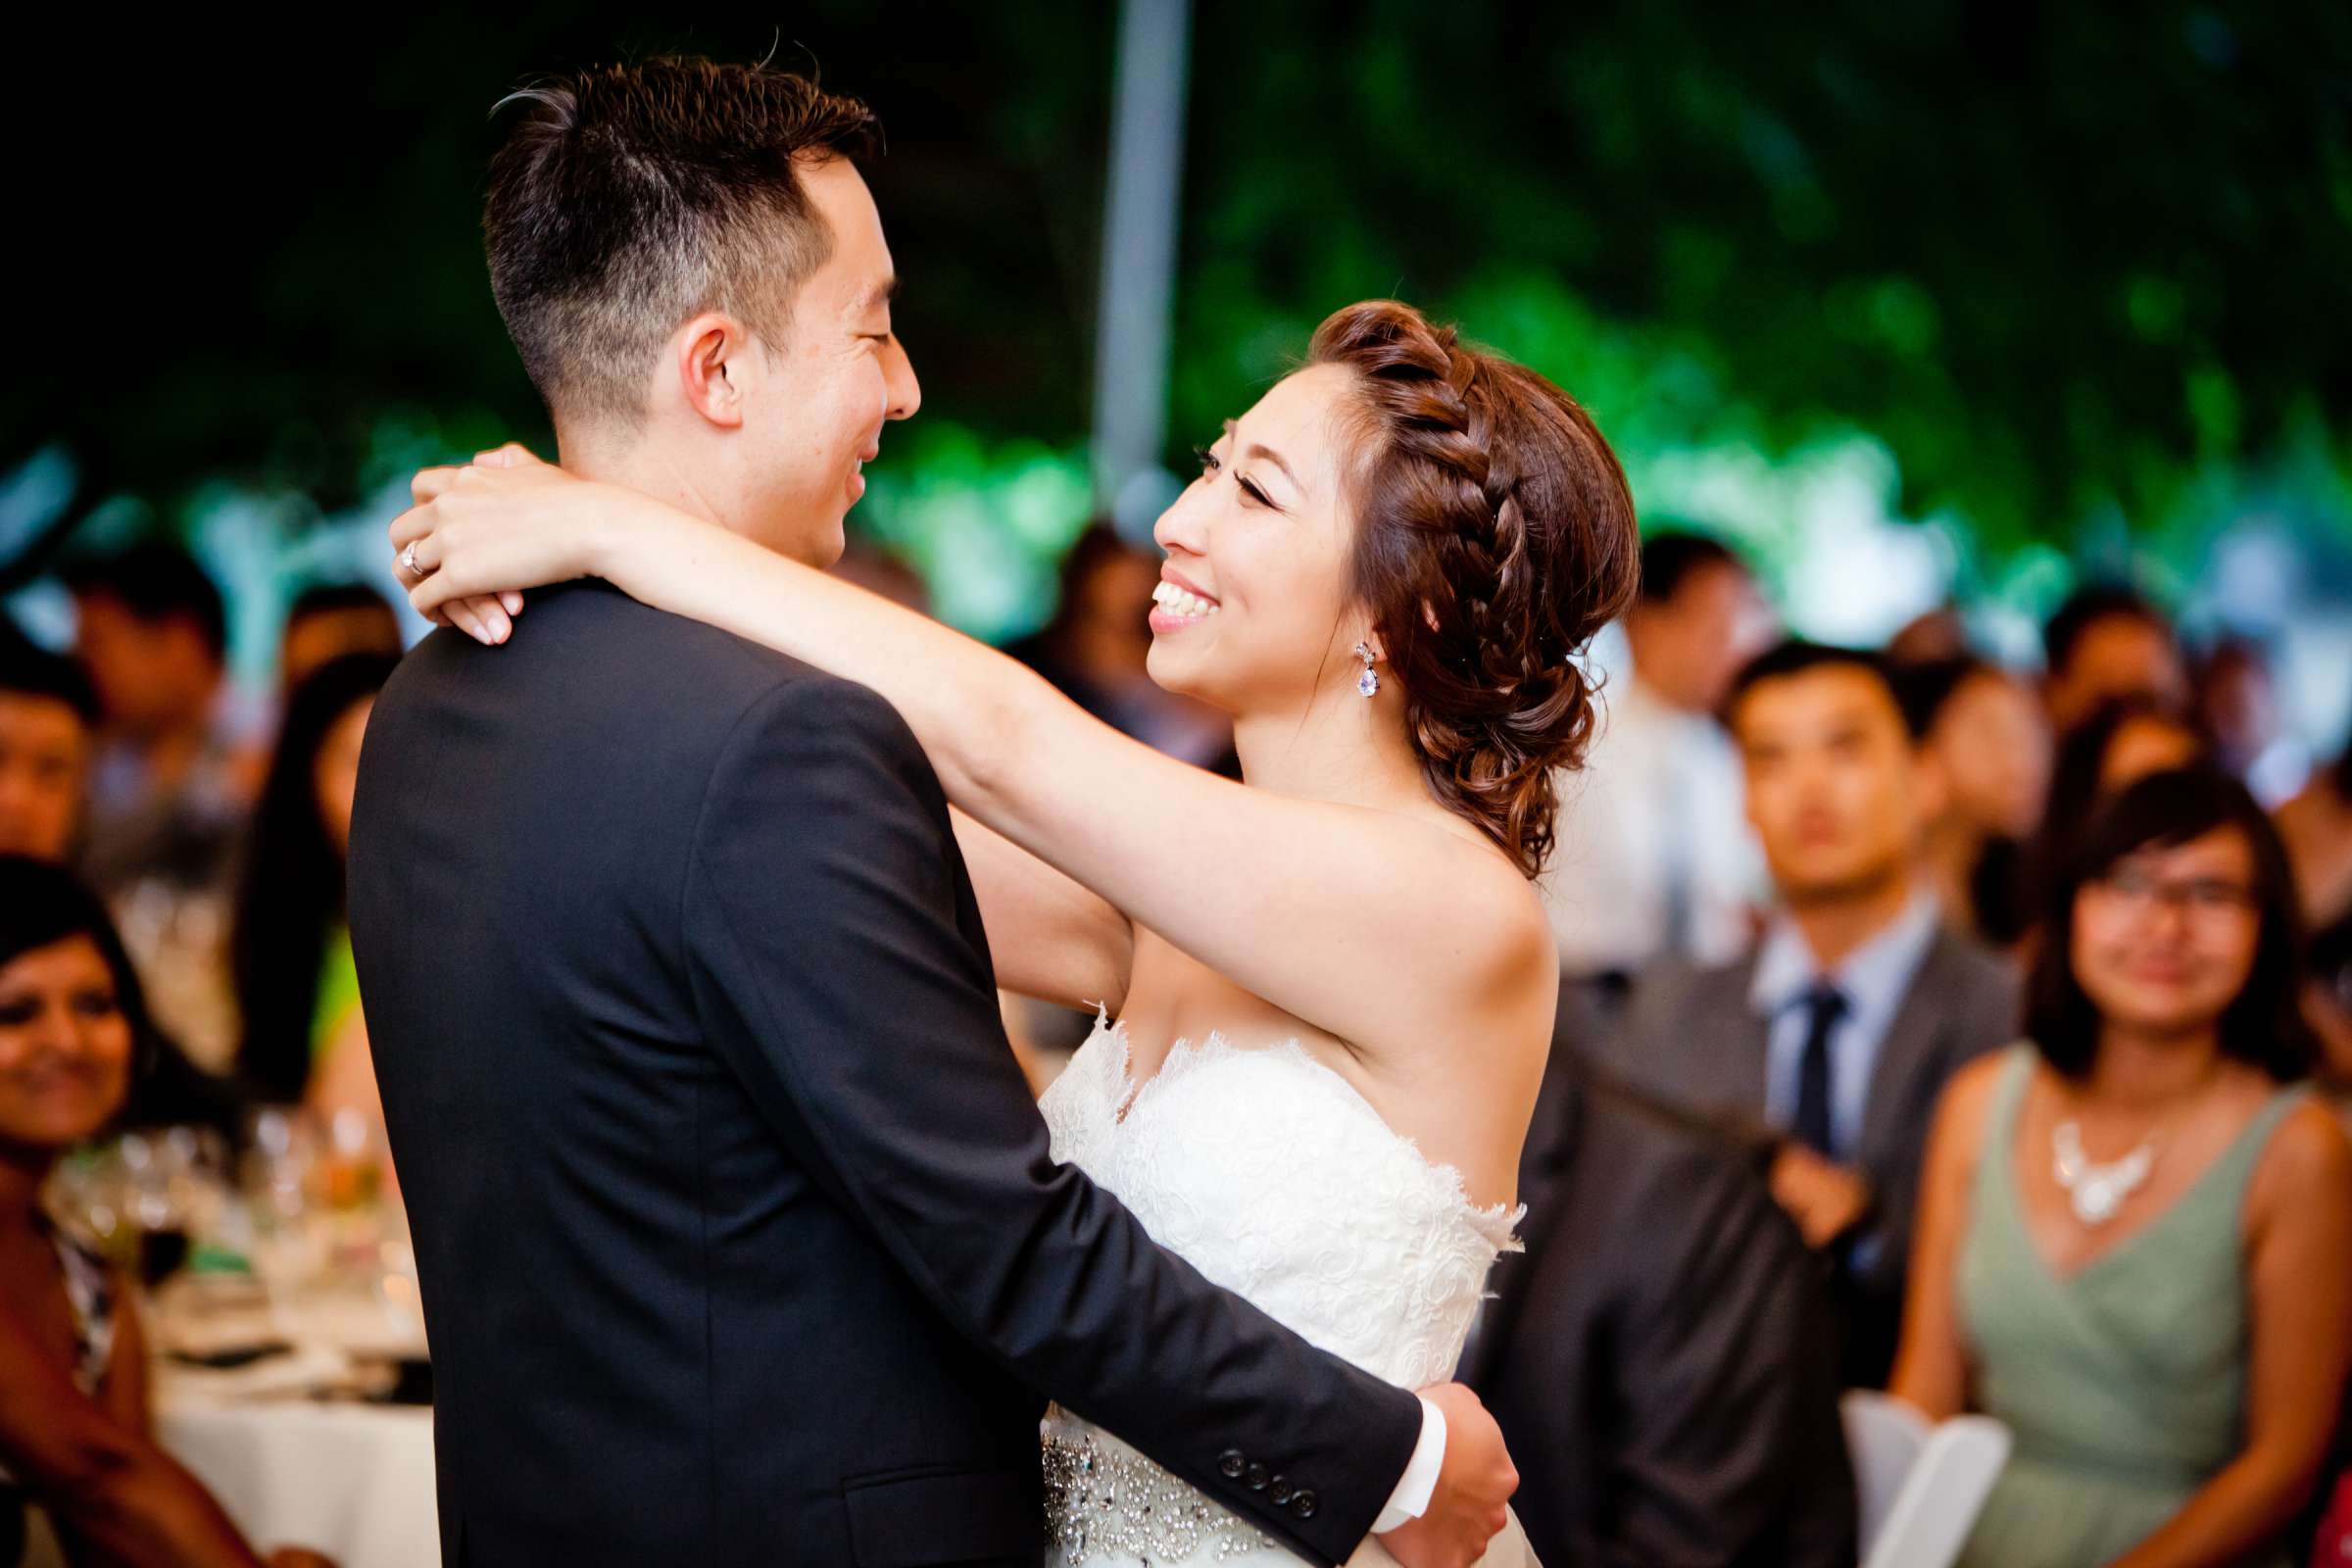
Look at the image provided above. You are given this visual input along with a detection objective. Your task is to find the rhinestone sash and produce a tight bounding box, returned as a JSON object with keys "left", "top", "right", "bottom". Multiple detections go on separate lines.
{"left": 1042, "top": 1414, "right": 1274, "bottom": 1564}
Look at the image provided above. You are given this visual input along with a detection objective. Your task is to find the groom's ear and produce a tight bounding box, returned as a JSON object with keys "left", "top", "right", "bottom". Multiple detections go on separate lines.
{"left": 673, "top": 313, "right": 750, "bottom": 431}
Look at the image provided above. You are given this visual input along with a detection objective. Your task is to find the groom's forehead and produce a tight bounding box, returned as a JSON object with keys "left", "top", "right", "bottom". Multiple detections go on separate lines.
{"left": 797, "top": 162, "right": 896, "bottom": 311}
{"left": 798, "top": 264, "right": 897, "bottom": 329}
{"left": 802, "top": 158, "right": 887, "bottom": 250}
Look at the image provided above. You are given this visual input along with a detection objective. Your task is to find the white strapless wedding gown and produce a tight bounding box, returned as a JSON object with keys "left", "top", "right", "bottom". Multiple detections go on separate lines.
{"left": 1036, "top": 1015, "right": 1539, "bottom": 1566}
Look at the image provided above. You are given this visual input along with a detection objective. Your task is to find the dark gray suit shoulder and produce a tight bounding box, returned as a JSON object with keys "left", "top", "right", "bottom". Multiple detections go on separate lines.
{"left": 1602, "top": 953, "right": 1755, "bottom": 1089}
{"left": 1528, "top": 1065, "right": 1787, "bottom": 1274}
{"left": 1914, "top": 925, "right": 2024, "bottom": 1049}
{"left": 379, "top": 582, "right": 906, "bottom": 760}
{"left": 1630, "top": 953, "right": 1754, "bottom": 1026}
{"left": 1927, "top": 922, "right": 2018, "bottom": 989}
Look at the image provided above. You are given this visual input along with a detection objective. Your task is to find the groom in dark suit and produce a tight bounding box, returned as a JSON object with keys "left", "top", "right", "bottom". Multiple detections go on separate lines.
{"left": 1599, "top": 642, "right": 2019, "bottom": 1388}
{"left": 351, "top": 59, "right": 1505, "bottom": 1568}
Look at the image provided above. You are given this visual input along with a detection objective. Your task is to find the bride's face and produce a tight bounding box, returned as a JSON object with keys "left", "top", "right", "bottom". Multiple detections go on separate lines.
{"left": 1147, "top": 366, "right": 1374, "bottom": 717}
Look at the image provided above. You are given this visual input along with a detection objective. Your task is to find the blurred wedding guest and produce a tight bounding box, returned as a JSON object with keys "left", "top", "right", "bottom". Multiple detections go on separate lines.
{"left": 1891, "top": 767, "right": 2352, "bottom": 1568}
{"left": 2032, "top": 699, "right": 2214, "bottom": 928}
{"left": 0, "top": 634, "right": 245, "bottom": 1141}
{"left": 1887, "top": 604, "right": 1970, "bottom": 667}
{"left": 1465, "top": 1038, "right": 1857, "bottom": 1567}
{"left": 2279, "top": 741, "right": 2352, "bottom": 932}
{"left": 2281, "top": 742, "right": 2352, "bottom": 1088}
{"left": 1900, "top": 655, "right": 2053, "bottom": 946}
{"left": 1007, "top": 523, "right": 1233, "bottom": 769}
{"left": 0, "top": 629, "right": 97, "bottom": 863}
{"left": 2285, "top": 752, "right": 2352, "bottom": 1100}
{"left": 2042, "top": 583, "right": 2190, "bottom": 734}
{"left": 2312, "top": 914, "right": 2352, "bottom": 1091}
{"left": 230, "top": 656, "right": 395, "bottom": 1149}
{"left": 2198, "top": 637, "right": 2309, "bottom": 807}
{"left": 829, "top": 537, "right": 931, "bottom": 612}
{"left": 1539, "top": 530, "right": 1774, "bottom": 979}
{"left": 277, "top": 583, "right": 402, "bottom": 697}
{"left": 0, "top": 858, "right": 333, "bottom": 1568}
{"left": 1003, "top": 525, "right": 1239, "bottom": 1056}
{"left": 64, "top": 544, "right": 261, "bottom": 890}
{"left": 63, "top": 544, "right": 261, "bottom": 1071}
{"left": 1602, "top": 642, "right": 2018, "bottom": 1387}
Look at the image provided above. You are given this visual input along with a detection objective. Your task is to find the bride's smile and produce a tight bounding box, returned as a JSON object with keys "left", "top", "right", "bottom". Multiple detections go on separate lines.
{"left": 1148, "top": 572, "right": 1220, "bottom": 630}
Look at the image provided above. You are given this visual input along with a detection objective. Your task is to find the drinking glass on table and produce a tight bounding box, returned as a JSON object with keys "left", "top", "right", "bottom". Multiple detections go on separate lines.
{"left": 315, "top": 1107, "right": 383, "bottom": 1214}
{"left": 45, "top": 1128, "right": 222, "bottom": 1285}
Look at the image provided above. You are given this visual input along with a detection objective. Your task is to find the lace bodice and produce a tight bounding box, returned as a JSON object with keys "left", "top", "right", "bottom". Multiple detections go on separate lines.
{"left": 1036, "top": 1014, "right": 1523, "bottom": 1565}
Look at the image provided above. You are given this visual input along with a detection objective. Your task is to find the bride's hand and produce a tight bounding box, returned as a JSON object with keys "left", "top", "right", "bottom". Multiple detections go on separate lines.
{"left": 388, "top": 445, "right": 638, "bottom": 642}
{"left": 1380, "top": 1382, "right": 1519, "bottom": 1568}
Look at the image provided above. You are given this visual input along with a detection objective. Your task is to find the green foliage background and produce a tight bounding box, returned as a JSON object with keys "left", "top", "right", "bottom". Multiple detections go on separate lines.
{"left": 8, "top": 3, "right": 2349, "bottom": 642}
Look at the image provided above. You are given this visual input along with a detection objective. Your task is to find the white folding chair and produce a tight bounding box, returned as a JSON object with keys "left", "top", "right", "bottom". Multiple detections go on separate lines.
{"left": 1842, "top": 1390, "right": 2012, "bottom": 1568}
{"left": 1842, "top": 1390, "right": 1929, "bottom": 1554}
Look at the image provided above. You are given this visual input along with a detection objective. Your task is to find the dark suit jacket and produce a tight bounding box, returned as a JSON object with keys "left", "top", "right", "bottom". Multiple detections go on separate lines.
{"left": 1463, "top": 1053, "right": 1857, "bottom": 1567}
{"left": 1598, "top": 924, "right": 2018, "bottom": 1386}
{"left": 347, "top": 584, "right": 1420, "bottom": 1567}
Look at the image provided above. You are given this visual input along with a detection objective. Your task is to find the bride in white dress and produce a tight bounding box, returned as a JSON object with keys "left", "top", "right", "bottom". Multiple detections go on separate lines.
{"left": 391, "top": 297, "right": 1641, "bottom": 1566}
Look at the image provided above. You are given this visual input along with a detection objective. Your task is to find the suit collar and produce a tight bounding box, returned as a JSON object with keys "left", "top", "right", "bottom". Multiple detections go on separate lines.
{"left": 1746, "top": 888, "right": 1941, "bottom": 1026}
{"left": 1724, "top": 911, "right": 1974, "bottom": 1162}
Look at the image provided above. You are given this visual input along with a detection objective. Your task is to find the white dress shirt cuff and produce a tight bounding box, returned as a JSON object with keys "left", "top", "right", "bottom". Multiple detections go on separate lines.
{"left": 1372, "top": 1396, "right": 1446, "bottom": 1534}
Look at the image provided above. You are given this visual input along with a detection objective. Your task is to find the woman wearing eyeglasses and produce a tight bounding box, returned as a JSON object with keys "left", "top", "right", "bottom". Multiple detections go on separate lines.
{"left": 1890, "top": 767, "right": 2352, "bottom": 1568}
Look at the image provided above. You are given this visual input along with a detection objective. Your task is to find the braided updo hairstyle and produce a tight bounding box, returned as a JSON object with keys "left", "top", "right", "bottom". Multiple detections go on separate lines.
{"left": 1309, "top": 300, "right": 1641, "bottom": 878}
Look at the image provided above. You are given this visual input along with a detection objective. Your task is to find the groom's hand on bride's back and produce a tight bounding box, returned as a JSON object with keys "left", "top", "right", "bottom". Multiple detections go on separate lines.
{"left": 1380, "top": 1382, "right": 1518, "bottom": 1568}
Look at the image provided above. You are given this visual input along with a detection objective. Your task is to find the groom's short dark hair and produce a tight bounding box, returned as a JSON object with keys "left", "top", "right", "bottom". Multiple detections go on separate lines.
{"left": 484, "top": 58, "right": 880, "bottom": 426}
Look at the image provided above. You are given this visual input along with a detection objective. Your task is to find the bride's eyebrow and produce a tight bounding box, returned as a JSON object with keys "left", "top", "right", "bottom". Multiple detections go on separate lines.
{"left": 1221, "top": 418, "right": 1303, "bottom": 497}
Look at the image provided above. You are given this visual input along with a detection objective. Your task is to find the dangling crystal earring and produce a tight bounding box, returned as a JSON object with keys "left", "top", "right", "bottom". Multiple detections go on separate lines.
{"left": 1353, "top": 642, "right": 1380, "bottom": 699}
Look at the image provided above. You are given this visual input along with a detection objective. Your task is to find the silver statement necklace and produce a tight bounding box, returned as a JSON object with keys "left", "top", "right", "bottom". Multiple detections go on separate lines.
{"left": 2051, "top": 1121, "right": 2160, "bottom": 1227}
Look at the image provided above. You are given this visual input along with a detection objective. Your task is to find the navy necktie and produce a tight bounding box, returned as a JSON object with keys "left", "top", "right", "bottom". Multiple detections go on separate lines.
{"left": 1791, "top": 983, "right": 1849, "bottom": 1158}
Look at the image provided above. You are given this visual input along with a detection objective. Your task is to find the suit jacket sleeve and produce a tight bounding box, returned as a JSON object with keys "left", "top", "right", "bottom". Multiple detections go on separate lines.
{"left": 680, "top": 677, "right": 1421, "bottom": 1565}
{"left": 1588, "top": 1161, "right": 1853, "bottom": 1568}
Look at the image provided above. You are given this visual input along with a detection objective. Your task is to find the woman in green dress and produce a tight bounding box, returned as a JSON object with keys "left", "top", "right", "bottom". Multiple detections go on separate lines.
{"left": 1892, "top": 766, "right": 2352, "bottom": 1568}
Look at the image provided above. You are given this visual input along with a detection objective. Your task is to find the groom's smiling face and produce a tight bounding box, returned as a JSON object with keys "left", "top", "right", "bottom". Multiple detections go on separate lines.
{"left": 728, "top": 157, "right": 921, "bottom": 564}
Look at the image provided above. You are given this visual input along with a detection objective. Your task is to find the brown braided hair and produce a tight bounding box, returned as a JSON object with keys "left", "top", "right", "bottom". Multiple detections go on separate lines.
{"left": 1308, "top": 300, "right": 1641, "bottom": 878}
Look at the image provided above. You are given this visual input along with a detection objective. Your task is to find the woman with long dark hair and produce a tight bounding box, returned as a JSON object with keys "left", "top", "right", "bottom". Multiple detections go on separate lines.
{"left": 2279, "top": 733, "right": 2352, "bottom": 935}
{"left": 1892, "top": 768, "right": 2352, "bottom": 1567}
{"left": 229, "top": 654, "right": 395, "bottom": 1118}
{"left": 0, "top": 857, "right": 330, "bottom": 1567}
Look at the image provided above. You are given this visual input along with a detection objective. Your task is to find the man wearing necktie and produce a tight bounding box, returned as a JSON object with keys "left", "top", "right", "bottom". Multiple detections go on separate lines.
{"left": 1602, "top": 642, "right": 2022, "bottom": 1388}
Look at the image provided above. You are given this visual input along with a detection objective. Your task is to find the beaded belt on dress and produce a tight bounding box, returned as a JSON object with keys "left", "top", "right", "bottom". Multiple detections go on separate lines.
{"left": 1041, "top": 1409, "right": 1275, "bottom": 1564}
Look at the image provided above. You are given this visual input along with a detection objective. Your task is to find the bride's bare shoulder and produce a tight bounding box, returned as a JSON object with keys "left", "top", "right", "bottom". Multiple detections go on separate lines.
{"left": 1367, "top": 808, "right": 1557, "bottom": 1021}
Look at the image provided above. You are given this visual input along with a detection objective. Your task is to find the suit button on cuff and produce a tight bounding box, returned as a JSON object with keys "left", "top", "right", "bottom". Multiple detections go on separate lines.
{"left": 1217, "top": 1449, "right": 1247, "bottom": 1479}
{"left": 1268, "top": 1476, "right": 1293, "bottom": 1504}
{"left": 1245, "top": 1461, "right": 1269, "bottom": 1491}
{"left": 1292, "top": 1490, "right": 1317, "bottom": 1519}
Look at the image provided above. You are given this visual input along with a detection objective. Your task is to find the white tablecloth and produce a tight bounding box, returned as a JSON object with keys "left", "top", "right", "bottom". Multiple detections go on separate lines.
{"left": 159, "top": 1402, "right": 439, "bottom": 1568}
